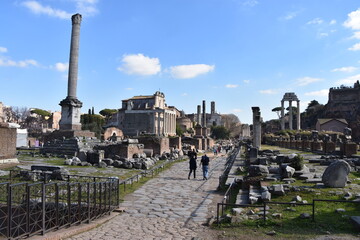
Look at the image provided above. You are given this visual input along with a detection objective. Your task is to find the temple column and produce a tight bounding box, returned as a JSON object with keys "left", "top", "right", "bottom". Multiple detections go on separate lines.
{"left": 297, "top": 100, "right": 301, "bottom": 130}
{"left": 289, "top": 100, "right": 293, "bottom": 130}
{"left": 281, "top": 100, "right": 285, "bottom": 130}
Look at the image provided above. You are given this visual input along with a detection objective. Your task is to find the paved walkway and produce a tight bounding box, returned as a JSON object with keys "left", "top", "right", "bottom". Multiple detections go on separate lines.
{"left": 65, "top": 153, "right": 227, "bottom": 240}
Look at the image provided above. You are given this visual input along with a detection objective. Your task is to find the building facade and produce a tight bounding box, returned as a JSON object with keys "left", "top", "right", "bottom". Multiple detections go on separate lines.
{"left": 109, "top": 91, "right": 177, "bottom": 137}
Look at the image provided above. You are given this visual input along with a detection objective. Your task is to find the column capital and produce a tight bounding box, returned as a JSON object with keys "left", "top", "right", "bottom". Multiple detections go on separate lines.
{"left": 72, "top": 13, "right": 82, "bottom": 25}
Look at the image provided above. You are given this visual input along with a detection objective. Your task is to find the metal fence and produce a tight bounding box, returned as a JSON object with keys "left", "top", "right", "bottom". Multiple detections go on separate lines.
{"left": 0, "top": 173, "right": 119, "bottom": 239}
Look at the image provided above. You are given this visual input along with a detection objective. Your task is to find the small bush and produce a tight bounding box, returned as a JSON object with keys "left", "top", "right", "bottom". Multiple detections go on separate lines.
{"left": 290, "top": 154, "right": 304, "bottom": 170}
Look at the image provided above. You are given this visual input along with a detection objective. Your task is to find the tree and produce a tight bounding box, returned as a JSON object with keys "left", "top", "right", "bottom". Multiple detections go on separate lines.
{"left": 176, "top": 124, "right": 184, "bottom": 136}
{"left": 3, "top": 106, "right": 30, "bottom": 123}
{"left": 272, "top": 107, "right": 282, "bottom": 119}
{"left": 210, "top": 126, "right": 230, "bottom": 139}
{"left": 99, "top": 109, "right": 118, "bottom": 121}
{"left": 81, "top": 114, "right": 105, "bottom": 139}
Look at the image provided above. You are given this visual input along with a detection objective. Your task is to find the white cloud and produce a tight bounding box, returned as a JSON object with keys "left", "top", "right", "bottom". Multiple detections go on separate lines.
{"left": 118, "top": 54, "right": 161, "bottom": 76}
{"left": 54, "top": 62, "right": 68, "bottom": 72}
{"left": 296, "top": 77, "right": 323, "bottom": 86}
{"left": 225, "top": 84, "right": 238, "bottom": 88}
{"left": 181, "top": 93, "right": 188, "bottom": 96}
{"left": 0, "top": 47, "right": 7, "bottom": 53}
{"left": 22, "top": 0, "right": 98, "bottom": 19}
{"left": 307, "top": 18, "right": 323, "bottom": 25}
{"left": 243, "top": 80, "right": 250, "bottom": 84}
{"left": 242, "top": 0, "right": 258, "bottom": 7}
{"left": 318, "top": 32, "right": 329, "bottom": 38}
{"left": 233, "top": 109, "right": 243, "bottom": 113}
{"left": 336, "top": 74, "right": 360, "bottom": 85}
{"left": 125, "top": 87, "right": 133, "bottom": 90}
{"left": 348, "top": 43, "right": 360, "bottom": 51}
{"left": 74, "top": 0, "right": 99, "bottom": 17}
{"left": 351, "top": 31, "right": 360, "bottom": 39}
{"left": 0, "top": 58, "right": 38, "bottom": 67}
{"left": 331, "top": 66, "right": 357, "bottom": 73}
{"left": 259, "top": 89, "right": 277, "bottom": 94}
{"left": 170, "top": 64, "right": 214, "bottom": 79}
{"left": 330, "top": 19, "right": 337, "bottom": 25}
{"left": 22, "top": 1, "right": 72, "bottom": 19}
{"left": 344, "top": 8, "right": 360, "bottom": 30}
{"left": 282, "top": 12, "right": 298, "bottom": 21}
{"left": 304, "top": 89, "right": 329, "bottom": 97}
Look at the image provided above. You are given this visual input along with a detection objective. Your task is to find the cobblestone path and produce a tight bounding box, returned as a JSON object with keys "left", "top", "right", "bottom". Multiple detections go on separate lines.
{"left": 66, "top": 154, "right": 227, "bottom": 240}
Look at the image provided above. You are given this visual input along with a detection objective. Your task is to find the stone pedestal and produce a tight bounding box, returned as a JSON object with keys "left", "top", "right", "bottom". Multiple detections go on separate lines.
{"left": 323, "top": 142, "right": 335, "bottom": 154}
{"left": 59, "top": 97, "right": 82, "bottom": 130}
{"left": 341, "top": 143, "right": 357, "bottom": 157}
{"left": 0, "top": 123, "right": 18, "bottom": 163}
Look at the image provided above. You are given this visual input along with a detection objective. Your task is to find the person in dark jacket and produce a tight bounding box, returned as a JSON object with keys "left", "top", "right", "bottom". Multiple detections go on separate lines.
{"left": 200, "top": 154, "right": 210, "bottom": 180}
{"left": 188, "top": 149, "right": 197, "bottom": 179}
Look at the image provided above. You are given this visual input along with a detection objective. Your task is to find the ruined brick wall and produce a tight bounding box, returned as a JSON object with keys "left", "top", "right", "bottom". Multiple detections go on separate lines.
{"left": 136, "top": 137, "right": 170, "bottom": 155}
{"left": 103, "top": 127, "right": 124, "bottom": 141}
{"left": 0, "top": 123, "right": 16, "bottom": 160}
{"left": 95, "top": 143, "right": 144, "bottom": 159}
{"left": 169, "top": 137, "right": 181, "bottom": 150}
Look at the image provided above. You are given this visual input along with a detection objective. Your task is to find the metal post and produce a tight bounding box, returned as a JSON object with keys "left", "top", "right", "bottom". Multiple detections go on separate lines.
{"left": 26, "top": 183, "right": 30, "bottom": 237}
{"left": 217, "top": 203, "right": 220, "bottom": 226}
{"left": 7, "top": 184, "right": 11, "bottom": 238}
{"left": 87, "top": 183, "right": 90, "bottom": 223}
{"left": 263, "top": 202, "right": 266, "bottom": 222}
{"left": 55, "top": 183, "right": 59, "bottom": 229}
{"left": 42, "top": 183, "right": 46, "bottom": 235}
{"left": 67, "top": 184, "right": 71, "bottom": 226}
{"left": 78, "top": 183, "right": 81, "bottom": 223}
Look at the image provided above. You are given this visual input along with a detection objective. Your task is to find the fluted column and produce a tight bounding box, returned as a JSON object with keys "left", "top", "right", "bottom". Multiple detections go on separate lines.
{"left": 281, "top": 100, "right": 285, "bottom": 130}
{"left": 289, "top": 101, "right": 293, "bottom": 130}
{"left": 297, "top": 100, "right": 301, "bottom": 130}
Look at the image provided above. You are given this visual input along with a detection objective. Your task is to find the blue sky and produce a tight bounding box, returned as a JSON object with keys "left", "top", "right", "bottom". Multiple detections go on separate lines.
{"left": 1, "top": 0, "right": 360, "bottom": 124}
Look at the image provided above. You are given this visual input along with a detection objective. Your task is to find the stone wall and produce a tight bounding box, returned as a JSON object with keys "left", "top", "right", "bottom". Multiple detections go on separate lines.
{"left": 0, "top": 123, "right": 17, "bottom": 161}
{"left": 103, "top": 127, "right": 124, "bottom": 141}
{"left": 136, "top": 136, "right": 170, "bottom": 155}
{"left": 95, "top": 143, "right": 144, "bottom": 159}
{"left": 169, "top": 137, "right": 181, "bottom": 150}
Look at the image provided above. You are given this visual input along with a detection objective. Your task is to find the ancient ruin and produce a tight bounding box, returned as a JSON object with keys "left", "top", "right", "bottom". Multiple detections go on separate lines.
{"left": 281, "top": 92, "right": 300, "bottom": 130}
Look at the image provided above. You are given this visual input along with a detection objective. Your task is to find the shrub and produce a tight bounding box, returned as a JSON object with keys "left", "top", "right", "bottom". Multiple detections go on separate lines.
{"left": 290, "top": 154, "right": 304, "bottom": 170}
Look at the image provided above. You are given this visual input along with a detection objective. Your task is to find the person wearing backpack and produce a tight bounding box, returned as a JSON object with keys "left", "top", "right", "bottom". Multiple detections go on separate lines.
{"left": 200, "top": 154, "right": 210, "bottom": 180}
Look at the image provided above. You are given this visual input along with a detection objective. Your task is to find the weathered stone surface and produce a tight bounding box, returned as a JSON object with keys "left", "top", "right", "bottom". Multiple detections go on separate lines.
{"left": 102, "top": 158, "right": 114, "bottom": 166}
{"left": 281, "top": 164, "right": 295, "bottom": 178}
{"left": 322, "top": 160, "right": 351, "bottom": 188}
{"left": 300, "top": 213, "right": 311, "bottom": 219}
{"left": 248, "top": 165, "right": 269, "bottom": 177}
{"left": 350, "top": 216, "right": 360, "bottom": 231}
{"left": 271, "top": 184, "right": 285, "bottom": 196}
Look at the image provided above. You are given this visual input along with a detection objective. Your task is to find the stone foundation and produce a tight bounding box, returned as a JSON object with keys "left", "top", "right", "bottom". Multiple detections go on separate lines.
{"left": 136, "top": 136, "right": 170, "bottom": 155}
{"left": 0, "top": 123, "right": 17, "bottom": 162}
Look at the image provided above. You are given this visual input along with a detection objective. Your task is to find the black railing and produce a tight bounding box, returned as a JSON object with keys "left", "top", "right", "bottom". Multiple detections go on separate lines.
{"left": 0, "top": 174, "right": 119, "bottom": 239}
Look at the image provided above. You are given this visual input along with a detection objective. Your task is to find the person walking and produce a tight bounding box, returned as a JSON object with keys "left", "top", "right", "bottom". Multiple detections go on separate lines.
{"left": 200, "top": 154, "right": 210, "bottom": 180}
{"left": 188, "top": 149, "right": 197, "bottom": 179}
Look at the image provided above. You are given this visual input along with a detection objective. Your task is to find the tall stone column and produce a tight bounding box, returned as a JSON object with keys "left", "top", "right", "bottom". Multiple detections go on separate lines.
{"left": 197, "top": 105, "right": 201, "bottom": 126}
{"left": 289, "top": 100, "right": 293, "bottom": 130}
{"left": 281, "top": 100, "right": 285, "bottom": 130}
{"left": 297, "top": 100, "right": 301, "bottom": 130}
{"left": 202, "top": 100, "right": 206, "bottom": 127}
{"left": 252, "top": 107, "right": 261, "bottom": 149}
{"left": 59, "top": 13, "right": 83, "bottom": 131}
{"left": 211, "top": 101, "right": 215, "bottom": 115}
